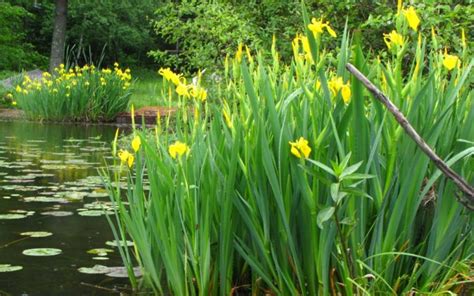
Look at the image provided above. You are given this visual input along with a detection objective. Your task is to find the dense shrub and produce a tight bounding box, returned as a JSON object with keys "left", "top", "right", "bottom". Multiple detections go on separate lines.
{"left": 149, "top": 0, "right": 472, "bottom": 72}
{"left": 149, "top": 0, "right": 263, "bottom": 72}
{"left": 13, "top": 63, "right": 132, "bottom": 121}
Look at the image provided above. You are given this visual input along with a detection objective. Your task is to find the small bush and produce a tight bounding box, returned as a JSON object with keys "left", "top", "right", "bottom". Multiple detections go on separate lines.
{"left": 13, "top": 63, "right": 132, "bottom": 121}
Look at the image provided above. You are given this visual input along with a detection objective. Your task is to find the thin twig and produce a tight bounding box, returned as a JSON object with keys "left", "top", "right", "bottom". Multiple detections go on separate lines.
{"left": 346, "top": 63, "right": 474, "bottom": 210}
{"left": 80, "top": 282, "right": 119, "bottom": 293}
{"left": 0, "top": 237, "right": 30, "bottom": 249}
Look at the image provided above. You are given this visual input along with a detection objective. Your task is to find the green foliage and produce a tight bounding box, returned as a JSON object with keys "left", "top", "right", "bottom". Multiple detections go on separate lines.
{"left": 149, "top": 0, "right": 263, "bottom": 72}
{"left": 14, "top": 64, "right": 132, "bottom": 121}
{"left": 0, "top": 2, "right": 46, "bottom": 71}
{"left": 66, "top": 0, "right": 159, "bottom": 67}
{"left": 362, "top": 0, "right": 473, "bottom": 54}
{"left": 149, "top": 0, "right": 472, "bottom": 72}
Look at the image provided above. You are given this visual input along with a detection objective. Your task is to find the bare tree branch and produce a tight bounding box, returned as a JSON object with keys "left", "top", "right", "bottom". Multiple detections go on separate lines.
{"left": 346, "top": 63, "right": 474, "bottom": 210}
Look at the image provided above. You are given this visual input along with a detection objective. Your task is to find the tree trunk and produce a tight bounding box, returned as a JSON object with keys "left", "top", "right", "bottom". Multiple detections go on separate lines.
{"left": 49, "top": 0, "right": 68, "bottom": 72}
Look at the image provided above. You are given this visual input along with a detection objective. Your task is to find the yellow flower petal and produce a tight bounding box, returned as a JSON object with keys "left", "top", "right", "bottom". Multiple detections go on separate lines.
{"left": 168, "top": 141, "right": 190, "bottom": 159}
{"left": 131, "top": 136, "right": 141, "bottom": 152}
{"left": 235, "top": 43, "right": 243, "bottom": 62}
{"left": 118, "top": 150, "right": 131, "bottom": 165}
{"left": 308, "top": 18, "right": 337, "bottom": 38}
{"left": 308, "top": 18, "right": 325, "bottom": 35}
{"left": 127, "top": 154, "right": 134, "bottom": 168}
{"left": 289, "top": 137, "right": 311, "bottom": 159}
{"left": 403, "top": 7, "right": 420, "bottom": 32}
{"left": 326, "top": 25, "right": 337, "bottom": 38}
{"left": 315, "top": 80, "right": 321, "bottom": 91}
{"left": 290, "top": 145, "right": 302, "bottom": 158}
{"left": 443, "top": 53, "right": 459, "bottom": 71}
{"left": 341, "top": 84, "right": 351, "bottom": 104}
{"left": 383, "top": 30, "right": 404, "bottom": 50}
{"left": 176, "top": 83, "right": 189, "bottom": 97}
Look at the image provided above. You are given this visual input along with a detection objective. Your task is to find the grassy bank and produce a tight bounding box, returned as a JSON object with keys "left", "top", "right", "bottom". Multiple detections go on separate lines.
{"left": 129, "top": 68, "right": 165, "bottom": 109}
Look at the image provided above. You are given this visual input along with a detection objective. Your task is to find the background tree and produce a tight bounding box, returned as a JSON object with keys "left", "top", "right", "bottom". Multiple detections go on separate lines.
{"left": 49, "top": 0, "right": 68, "bottom": 72}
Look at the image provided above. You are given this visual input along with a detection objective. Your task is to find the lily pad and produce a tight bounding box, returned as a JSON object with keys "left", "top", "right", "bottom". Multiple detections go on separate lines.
{"left": 41, "top": 211, "right": 73, "bottom": 217}
{"left": 22, "top": 248, "right": 62, "bottom": 256}
{"left": 23, "top": 196, "right": 69, "bottom": 203}
{"left": 77, "top": 210, "right": 113, "bottom": 217}
{"left": 87, "top": 191, "right": 109, "bottom": 198}
{"left": 54, "top": 191, "right": 88, "bottom": 201}
{"left": 92, "top": 257, "right": 109, "bottom": 261}
{"left": 87, "top": 248, "right": 113, "bottom": 256}
{"left": 20, "top": 231, "right": 53, "bottom": 238}
{"left": 0, "top": 213, "right": 27, "bottom": 220}
{"left": 41, "top": 164, "right": 68, "bottom": 170}
{"left": 105, "top": 266, "right": 142, "bottom": 278}
{"left": 40, "top": 159, "right": 62, "bottom": 164}
{"left": 0, "top": 264, "right": 23, "bottom": 273}
{"left": 105, "top": 240, "right": 134, "bottom": 247}
{"left": 9, "top": 210, "right": 35, "bottom": 216}
{"left": 77, "top": 265, "right": 110, "bottom": 274}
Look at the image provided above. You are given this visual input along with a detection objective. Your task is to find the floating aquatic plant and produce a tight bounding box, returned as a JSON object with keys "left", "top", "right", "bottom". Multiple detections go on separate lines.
{"left": 87, "top": 248, "right": 114, "bottom": 256}
{"left": 77, "top": 264, "right": 111, "bottom": 274}
{"left": 0, "top": 264, "right": 23, "bottom": 273}
{"left": 0, "top": 213, "right": 28, "bottom": 220}
{"left": 41, "top": 211, "right": 74, "bottom": 217}
{"left": 22, "top": 248, "right": 62, "bottom": 256}
{"left": 77, "top": 209, "right": 113, "bottom": 217}
{"left": 20, "top": 231, "right": 53, "bottom": 238}
{"left": 105, "top": 240, "right": 134, "bottom": 247}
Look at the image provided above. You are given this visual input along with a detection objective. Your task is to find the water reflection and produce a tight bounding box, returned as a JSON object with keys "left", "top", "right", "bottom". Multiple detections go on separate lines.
{"left": 0, "top": 121, "right": 130, "bottom": 295}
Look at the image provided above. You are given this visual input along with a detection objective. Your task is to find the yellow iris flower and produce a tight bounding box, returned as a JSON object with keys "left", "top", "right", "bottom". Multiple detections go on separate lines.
{"left": 131, "top": 136, "right": 141, "bottom": 152}
{"left": 176, "top": 83, "right": 190, "bottom": 97}
{"left": 235, "top": 43, "right": 244, "bottom": 62}
{"left": 168, "top": 141, "right": 190, "bottom": 159}
{"left": 402, "top": 7, "right": 420, "bottom": 32}
{"left": 118, "top": 150, "right": 134, "bottom": 168}
{"left": 328, "top": 76, "right": 351, "bottom": 104}
{"left": 289, "top": 137, "right": 312, "bottom": 159}
{"left": 308, "top": 18, "right": 337, "bottom": 38}
{"left": 383, "top": 30, "right": 404, "bottom": 50}
{"left": 158, "top": 68, "right": 182, "bottom": 85}
{"left": 189, "top": 85, "right": 207, "bottom": 102}
{"left": 442, "top": 51, "right": 460, "bottom": 71}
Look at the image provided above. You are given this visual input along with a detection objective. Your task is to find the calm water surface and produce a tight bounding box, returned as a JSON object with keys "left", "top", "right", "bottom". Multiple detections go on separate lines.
{"left": 0, "top": 121, "right": 132, "bottom": 295}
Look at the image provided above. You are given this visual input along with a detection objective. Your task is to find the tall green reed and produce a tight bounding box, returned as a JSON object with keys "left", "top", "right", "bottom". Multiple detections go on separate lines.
{"left": 105, "top": 2, "right": 473, "bottom": 294}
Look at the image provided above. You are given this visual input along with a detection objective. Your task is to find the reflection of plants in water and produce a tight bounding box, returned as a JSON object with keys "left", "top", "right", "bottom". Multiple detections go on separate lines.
{"left": 0, "top": 121, "right": 116, "bottom": 183}
{"left": 0, "top": 121, "right": 131, "bottom": 293}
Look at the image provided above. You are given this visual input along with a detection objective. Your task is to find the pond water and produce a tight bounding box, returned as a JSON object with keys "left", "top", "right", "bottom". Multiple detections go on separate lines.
{"left": 0, "top": 121, "right": 132, "bottom": 295}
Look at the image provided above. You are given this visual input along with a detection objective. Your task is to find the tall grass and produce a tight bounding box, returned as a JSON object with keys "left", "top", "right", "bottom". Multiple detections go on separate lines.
{"left": 129, "top": 69, "right": 166, "bottom": 109}
{"left": 105, "top": 3, "right": 473, "bottom": 295}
